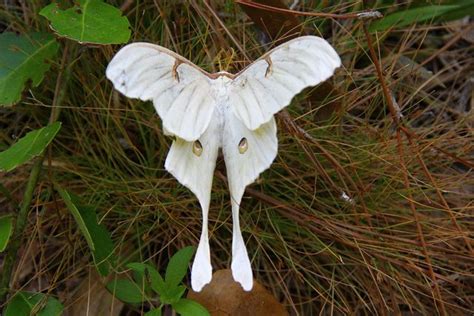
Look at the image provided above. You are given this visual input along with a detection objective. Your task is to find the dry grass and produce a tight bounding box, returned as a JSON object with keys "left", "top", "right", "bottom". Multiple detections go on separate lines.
{"left": 0, "top": 0, "right": 473, "bottom": 315}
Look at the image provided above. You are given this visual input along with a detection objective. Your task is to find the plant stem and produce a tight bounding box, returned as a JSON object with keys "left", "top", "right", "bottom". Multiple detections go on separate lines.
{"left": 0, "top": 157, "right": 44, "bottom": 302}
{"left": 0, "top": 41, "right": 72, "bottom": 306}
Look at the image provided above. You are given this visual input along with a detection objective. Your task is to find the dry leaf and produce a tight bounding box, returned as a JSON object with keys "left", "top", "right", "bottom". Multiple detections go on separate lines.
{"left": 309, "top": 81, "right": 343, "bottom": 121}
{"left": 187, "top": 269, "right": 288, "bottom": 316}
{"left": 66, "top": 269, "right": 124, "bottom": 316}
{"left": 238, "top": 0, "right": 303, "bottom": 45}
{"left": 396, "top": 55, "right": 446, "bottom": 88}
{"left": 446, "top": 17, "right": 474, "bottom": 44}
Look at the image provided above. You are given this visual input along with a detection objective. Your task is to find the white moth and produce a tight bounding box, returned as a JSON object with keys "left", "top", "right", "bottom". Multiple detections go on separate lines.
{"left": 106, "top": 36, "right": 341, "bottom": 292}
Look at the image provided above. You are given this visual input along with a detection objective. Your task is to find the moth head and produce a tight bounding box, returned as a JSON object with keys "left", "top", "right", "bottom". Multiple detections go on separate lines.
{"left": 238, "top": 137, "right": 248, "bottom": 154}
{"left": 193, "top": 140, "right": 203, "bottom": 157}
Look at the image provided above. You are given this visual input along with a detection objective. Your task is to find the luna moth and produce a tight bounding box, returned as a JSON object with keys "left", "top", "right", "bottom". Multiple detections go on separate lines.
{"left": 106, "top": 36, "right": 341, "bottom": 292}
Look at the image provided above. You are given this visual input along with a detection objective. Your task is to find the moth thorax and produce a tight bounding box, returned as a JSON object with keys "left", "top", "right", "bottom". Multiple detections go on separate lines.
{"left": 238, "top": 138, "right": 248, "bottom": 154}
{"left": 193, "top": 140, "right": 203, "bottom": 157}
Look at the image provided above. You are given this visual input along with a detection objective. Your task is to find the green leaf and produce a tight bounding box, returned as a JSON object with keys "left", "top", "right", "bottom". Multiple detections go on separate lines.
{"left": 144, "top": 308, "right": 162, "bottom": 316}
{"left": 56, "top": 187, "right": 115, "bottom": 276}
{"left": 437, "top": 1, "right": 474, "bottom": 21}
{"left": 36, "top": 296, "right": 63, "bottom": 316}
{"left": 126, "top": 262, "right": 165, "bottom": 292}
{"left": 369, "top": 5, "right": 459, "bottom": 32}
{"left": 5, "top": 292, "right": 63, "bottom": 316}
{"left": 149, "top": 269, "right": 166, "bottom": 295}
{"left": 106, "top": 279, "right": 146, "bottom": 304}
{"left": 172, "top": 298, "right": 210, "bottom": 316}
{"left": 126, "top": 262, "right": 148, "bottom": 290}
{"left": 0, "top": 32, "right": 58, "bottom": 106}
{"left": 161, "top": 285, "right": 186, "bottom": 305}
{"left": 40, "top": 0, "right": 131, "bottom": 45}
{"left": 165, "top": 246, "right": 195, "bottom": 289}
{"left": 148, "top": 266, "right": 166, "bottom": 295}
{"left": 4, "top": 293, "right": 30, "bottom": 316}
{"left": 126, "top": 262, "right": 150, "bottom": 293}
{"left": 0, "top": 215, "right": 13, "bottom": 252}
{"left": 0, "top": 122, "right": 61, "bottom": 172}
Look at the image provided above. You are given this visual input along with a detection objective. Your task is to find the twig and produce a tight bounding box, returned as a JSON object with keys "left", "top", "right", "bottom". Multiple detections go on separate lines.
{"left": 289, "top": 0, "right": 299, "bottom": 10}
{"left": 120, "top": 0, "right": 135, "bottom": 12}
{"left": 362, "top": 23, "right": 472, "bottom": 253}
{"left": 235, "top": 0, "right": 382, "bottom": 20}
{"left": 362, "top": 23, "right": 448, "bottom": 315}
{"left": 395, "top": 130, "right": 447, "bottom": 315}
{"left": 362, "top": 26, "right": 401, "bottom": 125}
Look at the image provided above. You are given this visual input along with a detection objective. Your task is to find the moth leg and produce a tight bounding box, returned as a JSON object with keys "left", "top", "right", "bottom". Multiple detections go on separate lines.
{"left": 264, "top": 55, "right": 273, "bottom": 77}
{"left": 172, "top": 59, "right": 181, "bottom": 82}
